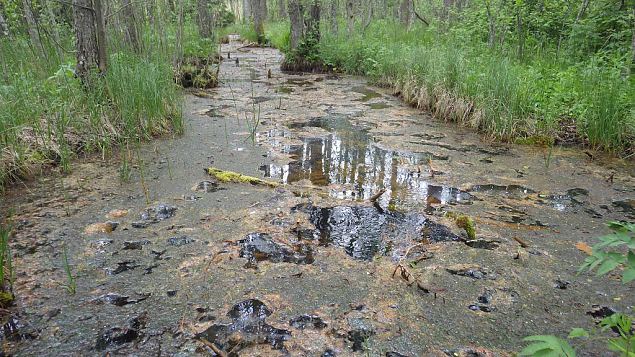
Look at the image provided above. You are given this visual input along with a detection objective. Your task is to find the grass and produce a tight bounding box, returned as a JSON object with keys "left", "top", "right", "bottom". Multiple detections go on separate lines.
{"left": 0, "top": 25, "right": 186, "bottom": 189}
{"left": 265, "top": 20, "right": 634, "bottom": 155}
{"left": 0, "top": 223, "right": 14, "bottom": 307}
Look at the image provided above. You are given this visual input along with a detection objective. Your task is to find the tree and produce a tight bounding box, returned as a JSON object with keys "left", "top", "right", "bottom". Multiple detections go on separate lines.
{"left": 330, "top": 0, "right": 337, "bottom": 34}
{"left": 0, "top": 3, "right": 9, "bottom": 37}
{"left": 72, "top": 0, "right": 107, "bottom": 81}
{"left": 288, "top": 0, "right": 302, "bottom": 50}
{"left": 278, "top": 0, "right": 286, "bottom": 19}
{"left": 22, "top": 0, "right": 43, "bottom": 57}
{"left": 243, "top": 0, "right": 252, "bottom": 22}
{"left": 197, "top": 0, "right": 213, "bottom": 38}
{"left": 253, "top": 0, "right": 267, "bottom": 43}
{"left": 399, "top": 0, "right": 412, "bottom": 27}
{"left": 122, "top": 0, "right": 142, "bottom": 52}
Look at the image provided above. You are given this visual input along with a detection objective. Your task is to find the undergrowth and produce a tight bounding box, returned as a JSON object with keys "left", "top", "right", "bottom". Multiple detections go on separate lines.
{"left": 266, "top": 20, "right": 634, "bottom": 155}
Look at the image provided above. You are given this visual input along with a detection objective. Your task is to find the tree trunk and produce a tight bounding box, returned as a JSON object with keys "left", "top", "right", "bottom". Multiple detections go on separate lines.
{"left": 288, "top": 0, "right": 302, "bottom": 50}
{"left": 122, "top": 0, "right": 142, "bottom": 52}
{"left": 197, "top": 0, "right": 213, "bottom": 38}
{"left": 485, "top": 0, "right": 496, "bottom": 47}
{"left": 22, "top": 0, "right": 44, "bottom": 56}
{"left": 253, "top": 0, "right": 267, "bottom": 43}
{"left": 631, "top": 4, "right": 635, "bottom": 71}
{"left": 345, "top": 0, "right": 353, "bottom": 34}
{"left": 243, "top": 0, "right": 252, "bottom": 22}
{"left": 73, "top": 0, "right": 101, "bottom": 80}
{"left": 0, "top": 4, "right": 9, "bottom": 37}
{"left": 306, "top": 0, "right": 320, "bottom": 42}
{"left": 399, "top": 0, "right": 412, "bottom": 27}
{"left": 330, "top": 0, "right": 338, "bottom": 34}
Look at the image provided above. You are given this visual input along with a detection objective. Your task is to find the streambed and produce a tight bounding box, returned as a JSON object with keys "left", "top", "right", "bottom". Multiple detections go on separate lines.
{"left": 1, "top": 36, "right": 634, "bottom": 356}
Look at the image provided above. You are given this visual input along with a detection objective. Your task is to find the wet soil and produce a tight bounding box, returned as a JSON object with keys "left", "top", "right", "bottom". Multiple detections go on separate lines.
{"left": 1, "top": 35, "right": 634, "bottom": 356}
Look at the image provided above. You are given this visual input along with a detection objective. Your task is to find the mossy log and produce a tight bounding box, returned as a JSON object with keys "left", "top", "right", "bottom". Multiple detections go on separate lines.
{"left": 206, "top": 167, "right": 279, "bottom": 188}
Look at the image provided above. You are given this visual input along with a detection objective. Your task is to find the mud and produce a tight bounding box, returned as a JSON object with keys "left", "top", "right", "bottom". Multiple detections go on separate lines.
{"left": 1, "top": 35, "right": 634, "bottom": 356}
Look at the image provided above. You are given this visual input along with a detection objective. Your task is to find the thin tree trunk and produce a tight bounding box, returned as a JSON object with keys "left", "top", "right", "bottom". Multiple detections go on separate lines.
{"left": 243, "top": 0, "right": 252, "bottom": 22}
{"left": 399, "top": 0, "right": 412, "bottom": 27}
{"left": 44, "top": 0, "right": 64, "bottom": 60}
{"left": 22, "top": 0, "right": 44, "bottom": 56}
{"left": 175, "top": 0, "right": 184, "bottom": 63}
{"left": 197, "top": 0, "right": 213, "bottom": 38}
{"left": 73, "top": 0, "right": 100, "bottom": 80}
{"left": 575, "top": 0, "right": 590, "bottom": 23}
{"left": 516, "top": 5, "right": 524, "bottom": 59}
{"left": 346, "top": 0, "right": 353, "bottom": 34}
{"left": 306, "top": 0, "right": 320, "bottom": 42}
{"left": 0, "top": 4, "right": 9, "bottom": 37}
{"left": 330, "top": 0, "right": 338, "bottom": 34}
{"left": 94, "top": 0, "right": 107, "bottom": 72}
{"left": 122, "top": 0, "right": 142, "bottom": 52}
{"left": 485, "top": 0, "right": 496, "bottom": 47}
{"left": 631, "top": 4, "right": 635, "bottom": 71}
{"left": 253, "top": 0, "right": 266, "bottom": 43}
{"left": 288, "top": 0, "right": 302, "bottom": 50}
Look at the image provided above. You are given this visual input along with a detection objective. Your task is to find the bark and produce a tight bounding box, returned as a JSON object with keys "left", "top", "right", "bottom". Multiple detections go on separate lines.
{"left": 399, "top": 0, "right": 412, "bottom": 27}
{"left": 122, "top": 0, "right": 142, "bottom": 52}
{"left": 243, "top": 0, "right": 252, "bottom": 22}
{"left": 330, "top": 0, "right": 338, "bottom": 34}
{"left": 94, "top": 0, "right": 107, "bottom": 72}
{"left": 73, "top": 0, "right": 100, "bottom": 80}
{"left": 22, "top": 0, "right": 44, "bottom": 56}
{"left": 306, "top": 0, "right": 320, "bottom": 42}
{"left": 197, "top": 0, "right": 213, "bottom": 38}
{"left": 278, "top": 0, "right": 286, "bottom": 19}
{"left": 288, "top": 0, "right": 302, "bottom": 50}
{"left": 485, "top": 0, "right": 496, "bottom": 47}
{"left": 345, "top": 0, "right": 353, "bottom": 34}
{"left": 253, "top": 0, "right": 267, "bottom": 43}
{"left": 0, "top": 4, "right": 9, "bottom": 36}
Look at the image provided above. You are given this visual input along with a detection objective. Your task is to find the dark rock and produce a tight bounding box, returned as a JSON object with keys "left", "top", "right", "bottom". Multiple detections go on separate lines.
{"left": 322, "top": 349, "right": 337, "bottom": 357}
{"left": 107, "top": 261, "right": 140, "bottom": 275}
{"left": 587, "top": 305, "right": 616, "bottom": 320}
{"left": 167, "top": 236, "right": 195, "bottom": 247}
{"left": 239, "top": 233, "right": 314, "bottom": 265}
{"left": 468, "top": 305, "right": 493, "bottom": 313}
{"left": 554, "top": 279, "right": 570, "bottom": 290}
{"left": 123, "top": 240, "right": 150, "bottom": 250}
{"left": 133, "top": 204, "right": 177, "bottom": 228}
{"left": 289, "top": 315, "right": 327, "bottom": 330}
{"left": 196, "top": 299, "right": 291, "bottom": 354}
{"left": 166, "top": 290, "right": 178, "bottom": 297}
{"left": 464, "top": 239, "right": 499, "bottom": 250}
{"left": 386, "top": 352, "right": 409, "bottom": 357}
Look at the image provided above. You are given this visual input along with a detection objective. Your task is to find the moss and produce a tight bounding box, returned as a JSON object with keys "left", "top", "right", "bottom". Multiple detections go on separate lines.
{"left": 446, "top": 212, "right": 477, "bottom": 240}
{"left": 0, "top": 291, "right": 14, "bottom": 308}
{"left": 207, "top": 167, "right": 279, "bottom": 188}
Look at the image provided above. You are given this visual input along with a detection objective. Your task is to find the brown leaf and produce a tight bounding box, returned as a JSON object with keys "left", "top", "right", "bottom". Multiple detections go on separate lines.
{"left": 575, "top": 242, "right": 593, "bottom": 255}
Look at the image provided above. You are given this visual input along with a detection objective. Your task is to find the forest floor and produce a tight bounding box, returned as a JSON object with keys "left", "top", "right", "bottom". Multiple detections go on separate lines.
{"left": 1, "top": 36, "right": 634, "bottom": 356}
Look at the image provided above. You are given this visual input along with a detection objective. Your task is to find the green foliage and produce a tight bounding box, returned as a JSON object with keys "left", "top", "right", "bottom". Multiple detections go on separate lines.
{"left": 579, "top": 221, "right": 635, "bottom": 283}
{"left": 265, "top": 13, "right": 634, "bottom": 153}
{"left": 519, "top": 335, "right": 576, "bottom": 356}
{"left": 61, "top": 245, "right": 76, "bottom": 295}
{"left": 0, "top": 223, "right": 13, "bottom": 293}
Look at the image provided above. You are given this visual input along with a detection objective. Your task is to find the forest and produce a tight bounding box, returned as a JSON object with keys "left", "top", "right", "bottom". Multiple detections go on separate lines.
{"left": 0, "top": 0, "right": 634, "bottom": 355}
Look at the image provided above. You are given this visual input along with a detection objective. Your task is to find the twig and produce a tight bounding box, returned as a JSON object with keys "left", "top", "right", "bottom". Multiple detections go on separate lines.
{"left": 512, "top": 236, "right": 529, "bottom": 248}
{"left": 369, "top": 188, "right": 386, "bottom": 203}
{"left": 198, "top": 337, "right": 228, "bottom": 357}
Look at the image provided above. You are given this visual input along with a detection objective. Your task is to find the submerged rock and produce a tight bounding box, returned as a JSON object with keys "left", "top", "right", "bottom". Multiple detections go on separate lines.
{"left": 167, "top": 236, "right": 195, "bottom": 247}
{"left": 132, "top": 204, "right": 177, "bottom": 228}
{"left": 239, "top": 233, "right": 314, "bottom": 266}
{"left": 196, "top": 299, "right": 291, "bottom": 354}
{"left": 95, "top": 314, "right": 146, "bottom": 351}
{"left": 297, "top": 204, "right": 459, "bottom": 260}
{"left": 289, "top": 315, "right": 327, "bottom": 330}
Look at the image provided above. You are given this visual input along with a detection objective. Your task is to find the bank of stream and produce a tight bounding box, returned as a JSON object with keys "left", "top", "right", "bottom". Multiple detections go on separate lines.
{"left": 0, "top": 35, "right": 634, "bottom": 356}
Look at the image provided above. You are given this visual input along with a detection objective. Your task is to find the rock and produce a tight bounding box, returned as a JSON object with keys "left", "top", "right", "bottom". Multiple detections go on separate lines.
{"left": 84, "top": 221, "right": 119, "bottom": 234}
{"left": 107, "top": 209, "right": 129, "bottom": 218}
{"left": 167, "top": 236, "right": 195, "bottom": 247}
{"left": 289, "top": 315, "right": 327, "bottom": 330}
{"left": 123, "top": 240, "right": 150, "bottom": 250}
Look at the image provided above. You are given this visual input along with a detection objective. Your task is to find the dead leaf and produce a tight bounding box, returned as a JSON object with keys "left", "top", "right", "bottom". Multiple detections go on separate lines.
{"left": 575, "top": 242, "right": 593, "bottom": 255}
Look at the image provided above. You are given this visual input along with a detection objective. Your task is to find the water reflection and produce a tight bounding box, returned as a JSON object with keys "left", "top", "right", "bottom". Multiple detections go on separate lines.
{"left": 259, "top": 116, "right": 471, "bottom": 206}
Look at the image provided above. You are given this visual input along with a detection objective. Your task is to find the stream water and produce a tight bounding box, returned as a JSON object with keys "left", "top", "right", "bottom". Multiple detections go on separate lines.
{"left": 1, "top": 36, "right": 634, "bottom": 356}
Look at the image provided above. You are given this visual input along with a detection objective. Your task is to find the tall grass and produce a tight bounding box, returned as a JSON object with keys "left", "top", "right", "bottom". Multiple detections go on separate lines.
{"left": 271, "top": 20, "right": 634, "bottom": 153}
{"left": 0, "top": 24, "right": 185, "bottom": 189}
